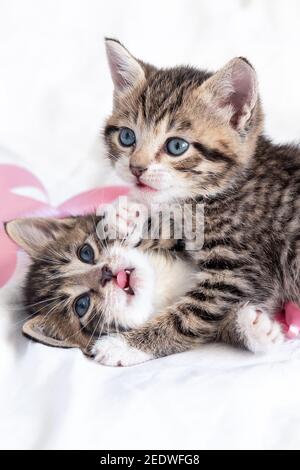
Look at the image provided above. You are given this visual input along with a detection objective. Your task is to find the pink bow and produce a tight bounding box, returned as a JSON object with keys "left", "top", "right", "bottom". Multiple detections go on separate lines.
{"left": 0, "top": 164, "right": 128, "bottom": 288}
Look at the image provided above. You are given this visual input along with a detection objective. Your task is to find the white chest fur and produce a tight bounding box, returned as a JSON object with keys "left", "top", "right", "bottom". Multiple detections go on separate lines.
{"left": 146, "top": 252, "right": 197, "bottom": 314}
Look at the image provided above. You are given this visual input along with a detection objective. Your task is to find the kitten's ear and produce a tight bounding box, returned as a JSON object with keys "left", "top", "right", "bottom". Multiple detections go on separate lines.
{"left": 105, "top": 38, "right": 146, "bottom": 96}
{"left": 4, "top": 217, "right": 75, "bottom": 257}
{"left": 23, "top": 316, "right": 74, "bottom": 348}
{"left": 203, "top": 57, "right": 258, "bottom": 132}
{"left": 22, "top": 315, "right": 90, "bottom": 352}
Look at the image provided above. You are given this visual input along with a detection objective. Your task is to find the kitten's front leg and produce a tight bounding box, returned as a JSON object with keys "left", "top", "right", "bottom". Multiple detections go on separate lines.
{"left": 92, "top": 334, "right": 154, "bottom": 367}
{"left": 92, "top": 299, "right": 219, "bottom": 366}
{"left": 91, "top": 301, "right": 285, "bottom": 367}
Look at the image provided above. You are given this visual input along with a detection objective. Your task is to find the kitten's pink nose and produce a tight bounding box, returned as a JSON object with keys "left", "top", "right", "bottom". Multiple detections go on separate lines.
{"left": 100, "top": 265, "right": 113, "bottom": 287}
{"left": 130, "top": 164, "right": 147, "bottom": 178}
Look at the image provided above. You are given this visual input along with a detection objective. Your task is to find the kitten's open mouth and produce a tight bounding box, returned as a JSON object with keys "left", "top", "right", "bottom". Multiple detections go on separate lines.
{"left": 136, "top": 179, "right": 156, "bottom": 192}
{"left": 115, "top": 268, "right": 135, "bottom": 296}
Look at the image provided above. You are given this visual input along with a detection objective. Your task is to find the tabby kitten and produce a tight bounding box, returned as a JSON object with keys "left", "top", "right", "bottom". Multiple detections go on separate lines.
{"left": 91, "top": 38, "right": 300, "bottom": 365}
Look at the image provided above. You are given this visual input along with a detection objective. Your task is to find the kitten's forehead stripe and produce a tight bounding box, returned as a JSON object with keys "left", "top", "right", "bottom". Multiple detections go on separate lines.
{"left": 139, "top": 67, "right": 212, "bottom": 126}
{"left": 139, "top": 89, "right": 147, "bottom": 120}
{"left": 174, "top": 120, "right": 192, "bottom": 132}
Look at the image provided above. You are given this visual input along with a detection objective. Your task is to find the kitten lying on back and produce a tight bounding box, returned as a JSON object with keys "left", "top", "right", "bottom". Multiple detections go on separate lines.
{"left": 5, "top": 210, "right": 195, "bottom": 357}
{"left": 5, "top": 201, "right": 283, "bottom": 366}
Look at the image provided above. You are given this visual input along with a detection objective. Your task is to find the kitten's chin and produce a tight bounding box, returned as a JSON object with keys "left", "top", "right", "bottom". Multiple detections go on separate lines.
{"left": 129, "top": 185, "right": 190, "bottom": 206}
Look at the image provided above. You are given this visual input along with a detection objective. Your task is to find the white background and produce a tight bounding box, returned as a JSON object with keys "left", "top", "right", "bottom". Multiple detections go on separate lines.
{"left": 1, "top": 0, "right": 300, "bottom": 450}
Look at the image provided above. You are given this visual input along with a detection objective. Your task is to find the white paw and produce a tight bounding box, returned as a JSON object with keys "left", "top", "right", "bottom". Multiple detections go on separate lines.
{"left": 92, "top": 335, "right": 153, "bottom": 367}
{"left": 97, "top": 196, "right": 147, "bottom": 246}
{"left": 237, "top": 304, "right": 284, "bottom": 353}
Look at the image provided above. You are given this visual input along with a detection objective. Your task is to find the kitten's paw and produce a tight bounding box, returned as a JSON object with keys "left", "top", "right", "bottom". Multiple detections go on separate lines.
{"left": 92, "top": 335, "right": 153, "bottom": 367}
{"left": 237, "top": 304, "right": 284, "bottom": 353}
{"left": 97, "top": 196, "right": 147, "bottom": 246}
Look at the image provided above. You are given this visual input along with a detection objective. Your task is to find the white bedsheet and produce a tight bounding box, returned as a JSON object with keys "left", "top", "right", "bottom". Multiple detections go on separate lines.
{"left": 1, "top": 0, "right": 300, "bottom": 450}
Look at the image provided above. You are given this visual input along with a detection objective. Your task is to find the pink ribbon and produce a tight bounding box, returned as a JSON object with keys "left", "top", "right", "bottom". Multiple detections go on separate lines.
{"left": 0, "top": 164, "right": 128, "bottom": 287}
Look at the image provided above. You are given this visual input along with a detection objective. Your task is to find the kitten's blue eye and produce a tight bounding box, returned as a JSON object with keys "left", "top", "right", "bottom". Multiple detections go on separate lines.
{"left": 166, "top": 138, "right": 189, "bottom": 156}
{"left": 78, "top": 244, "right": 94, "bottom": 264}
{"left": 74, "top": 294, "right": 90, "bottom": 317}
{"left": 119, "top": 127, "right": 136, "bottom": 147}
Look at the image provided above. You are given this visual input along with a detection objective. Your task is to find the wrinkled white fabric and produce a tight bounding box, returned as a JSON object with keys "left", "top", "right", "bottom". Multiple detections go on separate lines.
{"left": 1, "top": 0, "right": 300, "bottom": 450}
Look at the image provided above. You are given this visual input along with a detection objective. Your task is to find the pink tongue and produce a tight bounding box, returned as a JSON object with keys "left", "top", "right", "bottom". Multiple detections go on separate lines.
{"left": 116, "top": 271, "right": 128, "bottom": 289}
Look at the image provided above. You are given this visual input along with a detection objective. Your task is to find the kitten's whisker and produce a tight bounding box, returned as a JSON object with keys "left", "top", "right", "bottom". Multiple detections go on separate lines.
{"left": 42, "top": 298, "right": 66, "bottom": 320}
{"left": 112, "top": 301, "right": 120, "bottom": 337}
{"left": 9, "top": 297, "right": 66, "bottom": 328}
{"left": 91, "top": 214, "right": 110, "bottom": 257}
{"left": 24, "top": 295, "right": 65, "bottom": 310}
{"left": 28, "top": 254, "right": 56, "bottom": 264}
{"left": 97, "top": 303, "right": 109, "bottom": 341}
{"left": 8, "top": 295, "right": 65, "bottom": 313}
{"left": 85, "top": 308, "right": 103, "bottom": 350}
{"left": 45, "top": 246, "right": 69, "bottom": 264}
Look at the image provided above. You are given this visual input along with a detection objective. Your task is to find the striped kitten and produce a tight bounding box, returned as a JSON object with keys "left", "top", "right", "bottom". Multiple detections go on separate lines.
{"left": 5, "top": 205, "right": 282, "bottom": 366}
{"left": 93, "top": 39, "right": 300, "bottom": 365}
